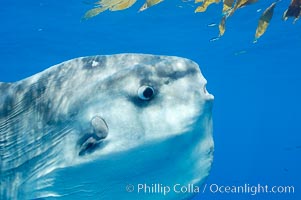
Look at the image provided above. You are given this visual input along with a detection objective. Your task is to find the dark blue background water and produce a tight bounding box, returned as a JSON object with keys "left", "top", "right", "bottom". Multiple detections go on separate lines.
{"left": 1, "top": 0, "right": 300, "bottom": 199}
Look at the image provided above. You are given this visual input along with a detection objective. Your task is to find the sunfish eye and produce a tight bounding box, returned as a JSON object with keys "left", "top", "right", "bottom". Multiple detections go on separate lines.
{"left": 138, "top": 85, "right": 155, "bottom": 101}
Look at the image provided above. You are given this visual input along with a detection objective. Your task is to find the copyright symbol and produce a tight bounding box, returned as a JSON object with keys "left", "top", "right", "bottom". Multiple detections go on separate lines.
{"left": 126, "top": 184, "right": 135, "bottom": 192}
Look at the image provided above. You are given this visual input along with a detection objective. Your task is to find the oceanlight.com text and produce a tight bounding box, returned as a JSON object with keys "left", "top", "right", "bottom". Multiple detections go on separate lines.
{"left": 206, "top": 183, "right": 295, "bottom": 196}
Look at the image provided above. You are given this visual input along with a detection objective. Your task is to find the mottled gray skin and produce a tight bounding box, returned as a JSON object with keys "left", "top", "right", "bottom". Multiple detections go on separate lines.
{"left": 0, "top": 54, "right": 214, "bottom": 200}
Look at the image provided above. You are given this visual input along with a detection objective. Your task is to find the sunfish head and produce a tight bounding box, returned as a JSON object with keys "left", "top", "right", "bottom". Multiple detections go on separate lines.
{"left": 1, "top": 54, "right": 214, "bottom": 199}
{"left": 74, "top": 54, "right": 214, "bottom": 154}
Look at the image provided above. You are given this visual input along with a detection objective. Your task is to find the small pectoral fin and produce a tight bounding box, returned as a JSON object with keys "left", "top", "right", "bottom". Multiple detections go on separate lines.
{"left": 78, "top": 116, "right": 109, "bottom": 156}
{"left": 91, "top": 116, "right": 109, "bottom": 139}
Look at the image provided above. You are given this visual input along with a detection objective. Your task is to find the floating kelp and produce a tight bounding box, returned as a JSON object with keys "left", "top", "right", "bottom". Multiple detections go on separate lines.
{"left": 230, "top": 0, "right": 258, "bottom": 16}
{"left": 222, "top": 0, "right": 234, "bottom": 16}
{"left": 195, "top": 0, "right": 221, "bottom": 13}
{"left": 82, "top": 0, "right": 299, "bottom": 42}
{"left": 83, "top": 0, "right": 164, "bottom": 19}
{"left": 139, "top": 0, "right": 164, "bottom": 12}
{"left": 254, "top": 2, "right": 277, "bottom": 42}
{"left": 283, "top": 0, "right": 301, "bottom": 23}
{"left": 219, "top": 16, "right": 227, "bottom": 37}
{"left": 83, "top": 0, "right": 137, "bottom": 19}
{"left": 233, "top": 0, "right": 258, "bottom": 11}
{"left": 217, "top": 0, "right": 234, "bottom": 37}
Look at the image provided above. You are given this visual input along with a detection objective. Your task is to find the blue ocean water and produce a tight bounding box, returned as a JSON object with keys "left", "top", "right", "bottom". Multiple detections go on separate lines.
{"left": 0, "top": 0, "right": 300, "bottom": 200}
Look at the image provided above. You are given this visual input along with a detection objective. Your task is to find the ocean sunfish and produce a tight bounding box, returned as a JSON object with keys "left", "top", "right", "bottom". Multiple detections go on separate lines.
{"left": 0, "top": 54, "right": 214, "bottom": 200}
